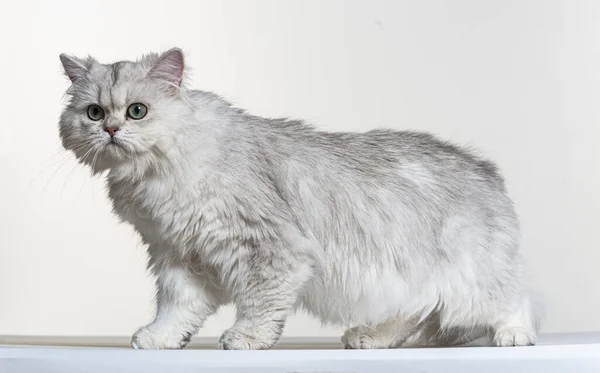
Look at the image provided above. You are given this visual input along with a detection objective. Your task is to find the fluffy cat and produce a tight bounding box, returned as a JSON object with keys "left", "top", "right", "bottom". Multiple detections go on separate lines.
{"left": 58, "top": 48, "right": 540, "bottom": 350}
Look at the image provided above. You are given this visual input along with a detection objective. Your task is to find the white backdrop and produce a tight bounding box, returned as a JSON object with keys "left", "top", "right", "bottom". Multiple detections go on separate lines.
{"left": 0, "top": 0, "right": 598, "bottom": 337}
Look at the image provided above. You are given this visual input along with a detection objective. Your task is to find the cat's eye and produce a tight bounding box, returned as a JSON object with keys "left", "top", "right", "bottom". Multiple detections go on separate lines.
{"left": 127, "top": 103, "right": 147, "bottom": 120}
{"left": 87, "top": 104, "right": 104, "bottom": 121}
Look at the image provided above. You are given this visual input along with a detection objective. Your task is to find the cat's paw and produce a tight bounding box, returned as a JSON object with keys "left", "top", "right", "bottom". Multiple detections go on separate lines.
{"left": 131, "top": 325, "right": 191, "bottom": 349}
{"left": 342, "top": 326, "right": 393, "bottom": 349}
{"left": 493, "top": 327, "right": 536, "bottom": 347}
{"left": 218, "top": 328, "right": 276, "bottom": 350}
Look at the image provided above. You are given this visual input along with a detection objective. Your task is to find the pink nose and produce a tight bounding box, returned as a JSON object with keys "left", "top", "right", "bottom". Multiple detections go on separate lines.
{"left": 105, "top": 127, "right": 119, "bottom": 137}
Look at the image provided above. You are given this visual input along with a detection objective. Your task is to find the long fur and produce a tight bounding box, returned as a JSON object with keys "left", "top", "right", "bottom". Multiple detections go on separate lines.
{"left": 58, "top": 48, "right": 540, "bottom": 350}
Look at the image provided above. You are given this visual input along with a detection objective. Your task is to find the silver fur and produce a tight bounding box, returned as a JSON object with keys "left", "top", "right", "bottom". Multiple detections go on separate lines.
{"left": 58, "top": 48, "right": 540, "bottom": 350}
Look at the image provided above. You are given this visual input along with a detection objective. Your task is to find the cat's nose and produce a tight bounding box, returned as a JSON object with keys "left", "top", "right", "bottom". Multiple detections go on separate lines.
{"left": 105, "top": 127, "right": 119, "bottom": 137}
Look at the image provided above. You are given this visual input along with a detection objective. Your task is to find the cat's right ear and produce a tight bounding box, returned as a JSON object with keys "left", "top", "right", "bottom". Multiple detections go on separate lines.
{"left": 59, "top": 54, "right": 89, "bottom": 83}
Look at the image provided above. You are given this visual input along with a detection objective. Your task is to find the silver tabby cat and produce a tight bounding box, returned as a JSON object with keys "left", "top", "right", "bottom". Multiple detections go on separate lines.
{"left": 59, "top": 48, "right": 540, "bottom": 349}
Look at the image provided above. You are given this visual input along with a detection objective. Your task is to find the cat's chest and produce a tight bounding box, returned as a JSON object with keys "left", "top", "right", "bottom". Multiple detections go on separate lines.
{"left": 108, "top": 176, "right": 224, "bottom": 248}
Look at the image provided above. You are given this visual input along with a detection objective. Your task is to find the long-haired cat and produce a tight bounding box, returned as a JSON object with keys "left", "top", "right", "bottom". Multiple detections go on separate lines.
{"left": 58, "top": 48, "right": 540, "bottom": 349}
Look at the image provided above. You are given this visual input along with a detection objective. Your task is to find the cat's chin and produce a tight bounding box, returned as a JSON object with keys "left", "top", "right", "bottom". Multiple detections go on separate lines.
{"left": 91, "top": 145, "right": 162, "bottom": 176}
{"left": 75, "top": 145, "right": 129, "bottom": 174}
{"left": 103, "top": 143, "right": 122, "bottom": 156}
{"left": 102, "top": 142, "right": 132, "bottom": 160}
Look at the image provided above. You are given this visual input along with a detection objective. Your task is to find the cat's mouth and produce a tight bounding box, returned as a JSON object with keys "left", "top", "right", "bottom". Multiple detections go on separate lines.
{"left": 102, "top": 138, "right": 139, "bottom": 160}
{"left": 106, "top": 137, "right": 125, "bottom": 149}
{"left": 102, "top": 138, "right": 127, "bottom": 158}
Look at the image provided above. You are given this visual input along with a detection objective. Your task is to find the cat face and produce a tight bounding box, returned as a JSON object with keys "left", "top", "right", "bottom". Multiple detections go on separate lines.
{"left": 58, "top": 48, "right": 185, "bottom": 173}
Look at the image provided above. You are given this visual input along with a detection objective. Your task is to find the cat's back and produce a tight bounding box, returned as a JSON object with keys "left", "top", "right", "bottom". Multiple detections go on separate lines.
{"left": 255, "top": 119, "right": 505, "bottom": 193}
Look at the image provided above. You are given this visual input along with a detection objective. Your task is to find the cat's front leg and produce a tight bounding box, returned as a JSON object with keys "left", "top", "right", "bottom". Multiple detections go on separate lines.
{"left": 131, "top": 259, "right": 223, "bottom": 349}
{"left": 218, "top": 244, "right": 313, "bottom": 350}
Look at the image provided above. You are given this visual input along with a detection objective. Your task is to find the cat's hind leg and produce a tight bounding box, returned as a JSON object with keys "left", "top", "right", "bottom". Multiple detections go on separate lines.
{"left": 342, "top": 315, "right": 421, "bottom": 349}
{"left": 491, "top": 294, "right": 538, "bottom": 347}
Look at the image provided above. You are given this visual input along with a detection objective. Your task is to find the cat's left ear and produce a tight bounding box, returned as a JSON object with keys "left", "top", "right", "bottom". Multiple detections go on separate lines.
{"left": 147, "top": 48, "right": 185, "bottom": 88}
{"left": 59, "top": 54, "right": 89, "bottom": 83}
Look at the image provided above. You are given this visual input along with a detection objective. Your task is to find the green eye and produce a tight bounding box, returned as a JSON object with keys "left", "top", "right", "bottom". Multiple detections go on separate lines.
{"left": 87, "top": 104, "right": 104, "bottom": 121}
{"left": 127, "top": 103, "right": 147, "bottom": 120}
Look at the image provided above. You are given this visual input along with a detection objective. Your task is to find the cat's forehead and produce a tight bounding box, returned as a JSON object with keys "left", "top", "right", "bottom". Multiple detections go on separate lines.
{"left": 88, "top": 61, "right": 146, "bottom": 86}
{"left": 87, "top": 61, "right": 150, "bottom": 108}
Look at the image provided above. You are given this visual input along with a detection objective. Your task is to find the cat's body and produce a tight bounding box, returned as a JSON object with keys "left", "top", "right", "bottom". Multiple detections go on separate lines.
{"left": 59, "top": 48, "right": 539, "bottom": 350}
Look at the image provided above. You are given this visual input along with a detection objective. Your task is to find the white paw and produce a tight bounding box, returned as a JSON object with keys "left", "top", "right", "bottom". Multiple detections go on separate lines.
{"left": 218, "top": 328, "right": 276, "bottom": 350}
{"left": 493, "top": 327, "right": 536, "bottom": 347}
{"left": 131, "top": 325, "right": 191, "bottom": 350}
{"left": 342, "top": 326, "right": 392, "bottom": 349}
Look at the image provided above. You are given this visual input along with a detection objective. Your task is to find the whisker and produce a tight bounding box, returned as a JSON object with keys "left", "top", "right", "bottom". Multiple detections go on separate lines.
{"left": 60, "top": 145, "right": 95, "bottom": 196}
{"left": 89, "top": 148, "right": 102, "bottom": 204}
{"left": 36, "top": 147, "right": 71, "bottom": 166}
{"left": 69, "top": 147, "right": 101, "bottom": 215}
{"left": 40, "top": 155, "right": 79, "bottom": 196}
{"left": 68, "top": 170, "right": 88, "bottom": 216}
{"left": 90, "top": 147, "right": 100, "bottom": 174}
{"left": 28, "top": 143, "right": 90, "bottom": 188}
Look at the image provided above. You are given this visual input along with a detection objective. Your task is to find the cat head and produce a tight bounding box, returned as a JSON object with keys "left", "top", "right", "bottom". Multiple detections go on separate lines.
{"left": 58, "top": 48, "right": 188, "bottom": 174}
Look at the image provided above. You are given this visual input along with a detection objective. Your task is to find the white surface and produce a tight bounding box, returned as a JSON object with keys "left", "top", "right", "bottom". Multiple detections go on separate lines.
{"left": 1, "top": 0, "right": 599, "bottom": 337}
{"left": 1, "top": 334, "right": 600, "bottom": 373}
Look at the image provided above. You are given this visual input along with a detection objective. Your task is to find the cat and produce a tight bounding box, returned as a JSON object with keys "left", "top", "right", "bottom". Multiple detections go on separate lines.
{"left": 58, "top": 48, "right": 540, "bottom": 350}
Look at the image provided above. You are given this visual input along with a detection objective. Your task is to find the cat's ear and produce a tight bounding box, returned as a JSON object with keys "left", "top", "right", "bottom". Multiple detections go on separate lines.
{"left": 59, "top": 54, "right": 89, "bottom": 83}
{"left": 147, "top": 48, "right": 185, "bottom": 88}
